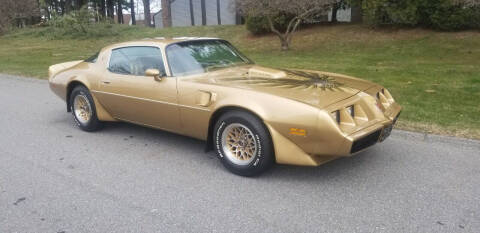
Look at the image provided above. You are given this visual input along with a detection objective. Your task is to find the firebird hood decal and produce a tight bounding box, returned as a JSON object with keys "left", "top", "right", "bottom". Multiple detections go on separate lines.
{"left": 221, "top": 69, "right": 344, "bottom": 91}
{"left": 185, "top": 65, "right": 377, "bottom": 109}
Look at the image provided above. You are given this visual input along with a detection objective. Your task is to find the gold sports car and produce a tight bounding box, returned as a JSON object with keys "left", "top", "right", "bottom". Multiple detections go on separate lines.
{"left": 49, "top": 37, "right": 401, "bottom": 176}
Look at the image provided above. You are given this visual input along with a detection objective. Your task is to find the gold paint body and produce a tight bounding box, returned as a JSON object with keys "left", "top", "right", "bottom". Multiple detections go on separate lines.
{"left": 48, "top": 38, "right": 402, "bottom": 166}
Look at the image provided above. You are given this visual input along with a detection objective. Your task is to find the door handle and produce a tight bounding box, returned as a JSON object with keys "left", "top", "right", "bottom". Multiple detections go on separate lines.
{"left": 102, "top": 81, "right": 111, "bottom": 84}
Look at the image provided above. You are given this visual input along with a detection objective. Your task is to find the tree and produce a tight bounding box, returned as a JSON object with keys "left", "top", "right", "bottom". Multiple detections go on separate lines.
{"left": 130, "top": 0, "right": 136, "bottom": 25}
{"left": 74, "top": 0, "right": 87, "bottom": 10}
{"left": 142, "top": 0, "right": 152, "bottom": 26}
{"left": 362, "top": 0, "right": 479, "bottom": 30}
{"left": 65, "top": 0, "right": 73, "bottom": 14}
{"left": 161, "top": 0, "right": 172, "bottom": 27}
{"left": 106, "top": 0, "right": 115, "bottom": 19}
{"left": 97, "top": 0, "right": 106, "bottom": 19}
{"left": 331, "top": 0, "right": 349, "bottom": 22}
{"left": 236, "top": 0, "right": 335, "bottom": 50}
{"left": 1, "top": 0, "right": 41, "bottom": 33}
{"left": 116, "top": 0, "right": 124, "bottom": 23}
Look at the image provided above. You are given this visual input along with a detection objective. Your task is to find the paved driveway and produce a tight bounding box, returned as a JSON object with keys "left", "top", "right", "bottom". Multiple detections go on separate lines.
{"left": 1, "top": 74, "right": 479, "bottom": 232}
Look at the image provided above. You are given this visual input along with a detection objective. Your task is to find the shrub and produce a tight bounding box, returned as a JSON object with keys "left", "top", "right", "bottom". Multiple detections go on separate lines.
{"left": 363, "top": 0, "right": 480, "bottom": 30}
{"left": 246, "top": 16, "right": 270, "bottom": 35}
{"left": 41, "top": 7, "right": 120, "bottom": 39}
{"left": 429, "top": 4, "right": 480, "bottom": 30}
{"left": 245, "top": 13, "right": 296, "bottom": 35}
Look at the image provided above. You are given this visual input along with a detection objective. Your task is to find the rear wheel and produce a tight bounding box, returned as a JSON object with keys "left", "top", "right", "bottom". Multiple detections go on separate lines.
{"left": 214, "top": 111, "right": 274, "bottom": 176}
{"left": 69, "top": 85, "right": 102, "bottom": 132}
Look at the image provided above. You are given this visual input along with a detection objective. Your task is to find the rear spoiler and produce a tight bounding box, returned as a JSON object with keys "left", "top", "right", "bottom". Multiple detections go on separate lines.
{"left": 48, "top": 60, "right": 83, "bottom": 79}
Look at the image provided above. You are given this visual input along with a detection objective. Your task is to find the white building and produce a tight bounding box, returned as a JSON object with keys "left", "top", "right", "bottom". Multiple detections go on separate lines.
{"left": 154, "top": 0, "right": 239, "bottom": 28}
{"left": 153, "top": 1, "right": 362, "bottom": 28}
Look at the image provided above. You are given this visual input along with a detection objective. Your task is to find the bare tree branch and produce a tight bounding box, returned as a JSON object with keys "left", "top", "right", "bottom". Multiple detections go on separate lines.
{"left": 236, "top": 0, "right": 337, "bottom": 50}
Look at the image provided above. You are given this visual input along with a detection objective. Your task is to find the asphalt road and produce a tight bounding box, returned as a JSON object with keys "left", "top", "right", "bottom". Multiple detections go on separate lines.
{"left": 1, "top": 74, "right": 479, "bottom": 233}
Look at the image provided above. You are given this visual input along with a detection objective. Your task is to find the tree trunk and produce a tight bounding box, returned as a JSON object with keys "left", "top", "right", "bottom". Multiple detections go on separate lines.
{"left": 268, "top": 16, "right": 304, "bottom": 51}
{"left": 331, "top": 3, "right": 339, "bottom": 23}
{"left": 117, "top": 0, "right": 123, "bottom": 24}
{"left": 65, "top": 0, "right": 72, "bottom": 14}
{"left": 106, "top": 0, "right": 114, "bottom": 19}
{"left": 98, "top": 0, "right": 106, "bottom": 19}
{"left": 280, "top": 36, "right": 289, "bottom": 51}
{"left": 143, "top": 0, "right": 151, "bottom": 27}
{"left": 267, "top": 16, "right": 291, "bottom": 51}
{"left": 189, "top": 0, "right": 194, "bottom": 25}
{"left": 74, "top": 0, "right": 86, "bottom": 10}
{"left": 161, "top": 0, "right": 172, "bottom": 27}
{"left": 60, "top": 0, "right": 65, "bottom": 15}
{"left": 350, "top": 4, "right": 363, "bottom": 23}
{"left": 44, "top": 5, "right": 51, "bottom": 20}
{"left": 130, "top": 0, "right": 136, "bottom": 25}
{"left": 200, "top": 0, "right": 206, "bottom": 25}
{"left": 53, "top": 0, "right": 59, "bottom": 15}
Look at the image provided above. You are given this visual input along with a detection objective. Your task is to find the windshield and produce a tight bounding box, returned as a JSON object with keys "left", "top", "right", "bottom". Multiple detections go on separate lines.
{"left": 166, "top": 40, "right": 252, "bottom": 76}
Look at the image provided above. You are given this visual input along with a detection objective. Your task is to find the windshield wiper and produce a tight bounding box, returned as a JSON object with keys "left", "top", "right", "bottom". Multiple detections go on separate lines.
{"left": 205, "top": 64, "right": 230, "bottom": 72}
{"left": 204, "top": 60, "right": 245, "bottom": 72}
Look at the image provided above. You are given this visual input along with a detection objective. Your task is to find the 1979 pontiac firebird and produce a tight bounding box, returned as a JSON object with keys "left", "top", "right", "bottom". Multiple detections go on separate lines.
{"left": 49, "top": 38, "right": 401, "bottom": 176}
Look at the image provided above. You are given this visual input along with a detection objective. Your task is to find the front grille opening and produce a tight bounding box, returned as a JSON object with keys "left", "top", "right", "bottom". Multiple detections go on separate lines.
{"left": 350, "top": 129, "right": 382, "bottom": 153}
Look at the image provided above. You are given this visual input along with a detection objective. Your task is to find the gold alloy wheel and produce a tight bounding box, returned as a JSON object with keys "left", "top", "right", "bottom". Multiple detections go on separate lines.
{"left": 221, "top": 123, "right": 257, "bottom": 165}
{"left": 73, "top": 95, "right": 92, "bottom": 124}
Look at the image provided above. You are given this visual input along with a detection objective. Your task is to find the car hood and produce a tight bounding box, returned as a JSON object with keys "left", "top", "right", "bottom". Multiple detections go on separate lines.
{"left": 185, "top": 65, "right": 378, "bottom": 109}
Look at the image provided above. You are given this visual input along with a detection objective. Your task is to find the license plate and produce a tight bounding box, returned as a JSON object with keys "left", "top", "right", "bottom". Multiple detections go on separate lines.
{"left": 379, "top": 124, "right": 393, "bottom": 142}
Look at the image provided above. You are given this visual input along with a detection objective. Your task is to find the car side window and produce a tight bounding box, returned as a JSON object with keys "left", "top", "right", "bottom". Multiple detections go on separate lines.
{"left": 108, "top": 46, "right": 165, "bottom": 76}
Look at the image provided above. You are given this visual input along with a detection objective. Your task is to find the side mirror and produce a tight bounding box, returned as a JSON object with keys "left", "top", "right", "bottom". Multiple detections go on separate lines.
{"left": 145, "top": 68, "right": 165, "bottom": 81}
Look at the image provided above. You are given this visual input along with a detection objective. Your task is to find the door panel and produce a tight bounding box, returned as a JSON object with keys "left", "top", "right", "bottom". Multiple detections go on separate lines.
{"left": 96, "top": 74, "right": 180, "bottom": 131}
{"left": 93, "top": 45, "right": 181, "bottom": 132}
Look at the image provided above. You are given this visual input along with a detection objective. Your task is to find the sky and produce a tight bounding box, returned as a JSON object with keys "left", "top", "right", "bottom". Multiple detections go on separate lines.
{"left": 130, "top": 0, "right": 162, "bottom": 15}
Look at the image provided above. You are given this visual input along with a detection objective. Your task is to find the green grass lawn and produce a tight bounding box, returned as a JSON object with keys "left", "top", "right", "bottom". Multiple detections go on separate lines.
{"left": 1, "top": 24, "right": 479, "bottom": 138}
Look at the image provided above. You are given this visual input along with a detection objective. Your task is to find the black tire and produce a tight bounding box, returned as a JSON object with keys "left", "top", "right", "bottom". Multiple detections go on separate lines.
{"left": 214, "top": 111, "right": 274, "bottom": 177}
{"left": 69, "top": 85, "right": 103, "bottom": 132}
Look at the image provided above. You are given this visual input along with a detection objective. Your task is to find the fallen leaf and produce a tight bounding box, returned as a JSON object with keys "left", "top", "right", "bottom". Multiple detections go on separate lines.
{"left": 13, "top": 197, "right": 26, "bottom": 205}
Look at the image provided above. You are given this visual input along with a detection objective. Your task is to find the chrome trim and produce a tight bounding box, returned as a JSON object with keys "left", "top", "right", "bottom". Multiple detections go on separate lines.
{"left": 91, "top": 90, "right": 211, "bottom": 112}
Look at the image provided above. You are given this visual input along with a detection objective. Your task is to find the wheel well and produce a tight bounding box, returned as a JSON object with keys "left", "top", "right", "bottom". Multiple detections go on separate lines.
{"left": 205, "top": 106, "right": 266, "bottom": 152}
{"left": 66, "top": 81, "right": 86, "bottom": 112}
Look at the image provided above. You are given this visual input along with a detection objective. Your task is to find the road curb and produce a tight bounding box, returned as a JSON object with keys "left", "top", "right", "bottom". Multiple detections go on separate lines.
{"left": 392, "top": 129, "right": 480, "bottom": 149}
{"left": 0, "top": 73, "right": 46, "bottom": 82}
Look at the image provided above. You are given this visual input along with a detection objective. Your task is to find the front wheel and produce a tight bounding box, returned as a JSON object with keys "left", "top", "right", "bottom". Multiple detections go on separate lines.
{"left": 214, "top": 111, "right": 274, "bottom": 177}
{"left": 69, "top": 85, "right": 103, "bottom": 132}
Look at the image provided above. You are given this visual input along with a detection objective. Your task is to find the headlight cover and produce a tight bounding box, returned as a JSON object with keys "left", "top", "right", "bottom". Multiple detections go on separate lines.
{"left": 346, "top": 105, "right": 354, "bottom": 117}
{"left": 330, "top": 110, "right": 340, "bottom": 124}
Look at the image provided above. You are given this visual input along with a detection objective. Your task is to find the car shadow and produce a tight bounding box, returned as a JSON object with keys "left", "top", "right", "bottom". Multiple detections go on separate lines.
{"left": 262, "top": 151, "right": 381, "bottom": 182}
{"left": 94, "top": 120, "right": 382, "bottom": 181}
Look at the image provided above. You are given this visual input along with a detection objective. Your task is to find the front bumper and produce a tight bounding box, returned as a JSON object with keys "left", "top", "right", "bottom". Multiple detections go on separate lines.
{"left": 336, "top": 103, "right": 401, "bottom": 157}
{"left": 269, "top": 101, "right": 402, "bottom": 167}
{"left": 349, "top": 112, "right": 399, "bottom": 154}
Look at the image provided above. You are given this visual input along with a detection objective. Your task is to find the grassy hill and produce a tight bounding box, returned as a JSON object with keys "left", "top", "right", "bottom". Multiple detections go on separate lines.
{"left": 0, "top": 24, "right": 479, "bottom": 139}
